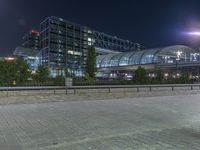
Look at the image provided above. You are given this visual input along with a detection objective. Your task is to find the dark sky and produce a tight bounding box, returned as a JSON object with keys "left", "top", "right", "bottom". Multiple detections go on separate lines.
{"left": 1, "top": 0, "right": 200, "bottom": 56}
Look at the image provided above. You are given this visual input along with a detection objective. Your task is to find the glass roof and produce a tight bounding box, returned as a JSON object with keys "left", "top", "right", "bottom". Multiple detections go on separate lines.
{"left": 97, "top": 45, "right": 199, "bottom": 68}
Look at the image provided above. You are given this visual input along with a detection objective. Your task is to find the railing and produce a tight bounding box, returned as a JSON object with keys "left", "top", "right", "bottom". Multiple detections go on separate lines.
{"left": 0, "top": 84, "right": 200, "bottom": 97}
{"left": 69, "top": 84, "right": 200, "bottom": 94}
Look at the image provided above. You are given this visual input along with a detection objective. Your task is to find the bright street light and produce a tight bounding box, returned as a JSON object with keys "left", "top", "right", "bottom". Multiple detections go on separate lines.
{"left": 187, "top": 32, "right": 200, "bottom": 36}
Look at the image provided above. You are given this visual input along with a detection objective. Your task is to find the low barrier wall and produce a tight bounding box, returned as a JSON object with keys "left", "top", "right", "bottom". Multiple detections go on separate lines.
{"left": 0, "top": 84, "right": 200, "bottom": 97}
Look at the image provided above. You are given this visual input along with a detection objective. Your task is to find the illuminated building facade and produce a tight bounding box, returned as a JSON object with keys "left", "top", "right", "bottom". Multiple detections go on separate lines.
{"left": 40, "top": 16, "right": 144, "bottom": 77}
{"left": 96, "top": 45, "right": 200, "bottom": 79}
{"left": 13, "top": 46, "right": 40, "bottom": 71}
{"left": 22, "top": 29, "right": 40, "bottom": 50}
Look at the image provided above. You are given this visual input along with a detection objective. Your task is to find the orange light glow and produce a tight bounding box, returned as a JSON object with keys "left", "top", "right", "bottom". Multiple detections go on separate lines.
{"left": 4, "top": 57, "right": 16, "bottom": 61}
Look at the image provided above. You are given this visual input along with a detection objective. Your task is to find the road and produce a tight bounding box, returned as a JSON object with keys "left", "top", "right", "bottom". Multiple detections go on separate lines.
{"left": 0, "top": 94, "right": 200, "bottom": 149}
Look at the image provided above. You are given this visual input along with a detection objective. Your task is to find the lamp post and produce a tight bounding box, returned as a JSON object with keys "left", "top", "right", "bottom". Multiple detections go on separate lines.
{"left": 175, "top": 58, "right": 179, "bottom": 78}
{"left": 65, "top": 50, "right": 72, "bottom": 87}
{"left": 65, "top": 67, "right": 73, "bottom": 87}
{"left": 175, "top": 51, "right": 182, "bottom": 78}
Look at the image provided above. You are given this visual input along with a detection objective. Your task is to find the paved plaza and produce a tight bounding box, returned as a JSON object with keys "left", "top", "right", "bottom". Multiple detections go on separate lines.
{"left": 0, "top": 94, "right": 200, "bottom": 149}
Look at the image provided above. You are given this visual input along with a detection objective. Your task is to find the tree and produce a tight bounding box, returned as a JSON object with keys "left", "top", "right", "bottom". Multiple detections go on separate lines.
{"left": 53, "top": 75, "right": 65, "bottom": 86}
{"left": 15, "top": 59, "right": 31, "bottom": 84}
{"left": 34, "top": 65, "right": 49, "bottom": 83}
{"left": 3, "top": 60, "right": 17, "bottom": 85}
{"left": 0, "top": 59, "right": 31, "bottom": 86}
{"left": 179, "top": 73, "right": 190, "bottom": 84}
{"left": 133, "top": 66, "right": 149, "bottom": 84}
{"left": 85, "top": 46, "right": 96, "bottom": 78}
{"left": 155, "top": 68, "right": 164, "bottom": 83}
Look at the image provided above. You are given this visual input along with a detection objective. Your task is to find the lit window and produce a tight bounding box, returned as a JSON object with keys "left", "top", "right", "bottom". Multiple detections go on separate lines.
{"left": 88, "top": 30, "right": 92, "bottom": 34}
{"left": 68, "top": 50, "right": 73, "bottom": 54}
{"left": 74, "top": 51, "right": 82, "bottom": 56}
{"left": 59, "top": 18, "right": 64, "bottom": 21}
{"left": 88, "top": 38, "right": 92, "bottom": 42}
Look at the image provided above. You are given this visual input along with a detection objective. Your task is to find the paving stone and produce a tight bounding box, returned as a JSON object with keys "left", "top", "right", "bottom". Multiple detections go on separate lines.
{"left": 0, "top": 94, "right": 200, "bottom": 149}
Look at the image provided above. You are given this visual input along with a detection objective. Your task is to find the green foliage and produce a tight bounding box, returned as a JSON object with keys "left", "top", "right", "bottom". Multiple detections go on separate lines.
{"left": 174, "top": 73, "right": 190, "bottom": 84}
{"left": 53, "top": 76, "right": 65, "bottom": 86}
{"left": 133, "top": 66, "right": 149, "bottom": 84}
{"left": 85, "top": 46, "right": 96, "bottom": 78}
{"left": 155, "top": 68, "right": 165, "bottom": 84}
{"left": 132, "top": 67, "right": 192, "bottom": 85}
{"left": 84, "top": 73, "right": 94, "bottom": 83}
{"left": 16, "top": 59, "right": 31, "bottom": 84}
{"left": 179, "top": 73, "right": 190, "bottom": 84}
{"left": 33, "top": 65, "right": 49, "bottom": 83}
{"left": 0, "top": 59, "right": 31, "bottom": 86}
{"left": 72, "top": 76, "right": 93, "bottom": 85}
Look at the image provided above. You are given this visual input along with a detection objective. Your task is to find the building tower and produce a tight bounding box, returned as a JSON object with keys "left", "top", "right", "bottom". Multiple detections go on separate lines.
{"left": 40, "top": 16, "right": 144, "bottom": 77}
{"left": 22, "top": 29, "right": 40, "bottom": 50}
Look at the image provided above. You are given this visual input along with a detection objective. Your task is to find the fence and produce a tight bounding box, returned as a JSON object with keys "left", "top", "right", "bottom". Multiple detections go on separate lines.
{"left": 0, "top": 84, "right": 200, "bottom": 97}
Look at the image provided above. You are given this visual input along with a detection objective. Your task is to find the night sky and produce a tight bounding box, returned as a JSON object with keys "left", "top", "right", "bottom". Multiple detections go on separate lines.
{"left": 1, "top": 0, "right": 200, "bottom": 56}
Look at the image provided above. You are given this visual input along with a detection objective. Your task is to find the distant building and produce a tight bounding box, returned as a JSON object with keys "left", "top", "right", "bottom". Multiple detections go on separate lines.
{"left": 40, "top": 16, "right": 144, "bottom": 77}
{"left": 13, "top": 29, "right": 41, "bottom": 71}
{"left": 22, "top": 29, "right": 40, "bottom": 50}
{"left": 96, "top": 45, "right": 200, "bottom": 80}
{"left": 13, "top": 46, "right": 40, "bottom": 71}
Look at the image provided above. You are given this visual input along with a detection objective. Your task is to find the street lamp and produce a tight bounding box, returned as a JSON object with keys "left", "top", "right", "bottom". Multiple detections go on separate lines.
{"left": 175, "top": 50, "right": 182, "bottom": 78}
{"left": 175, "top": 57, "right": 180, "bottom": 78}
{"left": 187, "top": 32, "right": 200, "bottom": 36}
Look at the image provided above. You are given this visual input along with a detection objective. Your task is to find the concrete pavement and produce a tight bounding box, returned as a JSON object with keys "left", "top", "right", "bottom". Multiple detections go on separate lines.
{"left": 0, "top": 94, "right": 200, "bottom": 149}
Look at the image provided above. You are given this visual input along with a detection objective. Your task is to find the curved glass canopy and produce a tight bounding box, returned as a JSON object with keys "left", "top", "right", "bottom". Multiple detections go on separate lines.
{"left": 96, "top": 45, "right": 200, "bottom": 68}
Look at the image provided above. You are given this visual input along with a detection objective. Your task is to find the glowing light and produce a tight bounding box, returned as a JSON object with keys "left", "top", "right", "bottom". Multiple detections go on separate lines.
{"left": 164, "top": 73, "right": 169, "bottom": 77}
{"left": 4, "top": 57, "right": 15, "bottom": 61}
{"left": 187, "top": 32, "right": 200, "bottom": 36}
{"left": 31, "top": 29, "right": 39, "bottom": 35}
{"left": 177, "top": 51, "right": 182, "bottom": 56}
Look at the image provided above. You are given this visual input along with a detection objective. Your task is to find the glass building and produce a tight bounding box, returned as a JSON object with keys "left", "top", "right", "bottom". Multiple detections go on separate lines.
{"left": 13, "top": 46, "right": 40, "bottom": 71}
{"left": 40, "top": 16, "right": 88, "bottom": 77}
{"left": 96, "top": 45, "right": 200, "bottom": 79}
{"left": 93, "top": 31, "right": 143, "bottom": 53}
{"left": 22, "top": 29, "right": 40, "bottom": 51}
{"left": 40, "top": 16, "right": 144, "bottom": 77}
{"left": 97, "top": 45, "right": 200, "bottom": 68}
